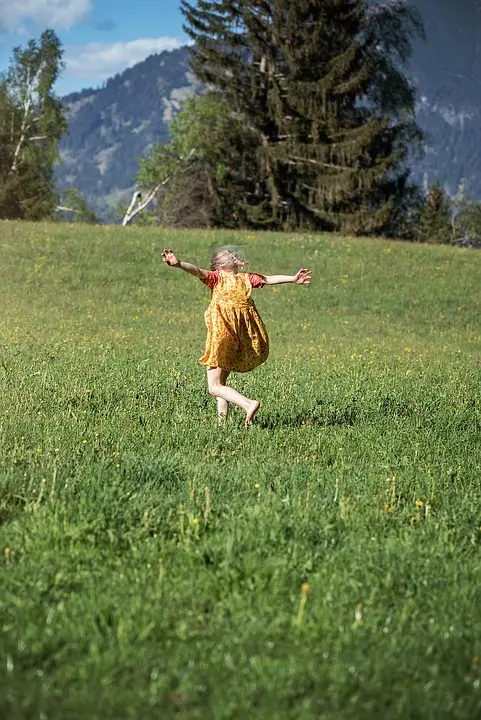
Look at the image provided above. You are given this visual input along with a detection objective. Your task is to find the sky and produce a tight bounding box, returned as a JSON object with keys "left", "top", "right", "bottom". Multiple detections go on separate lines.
{"left": 0, "top": 0, "right": 188, "bottom": 95}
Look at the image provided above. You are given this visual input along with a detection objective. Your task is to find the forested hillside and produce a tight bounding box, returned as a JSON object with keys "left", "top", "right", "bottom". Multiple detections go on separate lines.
{"left": 58, "top": 48, "right": 198, "bottom": 217}
{"left": 55, "top": 0, "right": 481, "bottom": 220}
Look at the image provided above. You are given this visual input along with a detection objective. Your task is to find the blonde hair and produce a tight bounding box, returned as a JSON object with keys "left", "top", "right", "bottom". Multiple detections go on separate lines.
{"left": 210, "top": 245, "right": 247, "bottom": 272}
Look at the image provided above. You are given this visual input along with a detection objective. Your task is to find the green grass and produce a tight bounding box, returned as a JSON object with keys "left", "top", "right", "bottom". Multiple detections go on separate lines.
{"left": 0, "top": 221, "right": 480, "bottom": 719}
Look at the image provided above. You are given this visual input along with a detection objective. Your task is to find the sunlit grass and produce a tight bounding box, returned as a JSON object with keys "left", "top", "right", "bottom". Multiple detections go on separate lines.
{"left": 0, "top": 221, "right": 480, "bottom": 719}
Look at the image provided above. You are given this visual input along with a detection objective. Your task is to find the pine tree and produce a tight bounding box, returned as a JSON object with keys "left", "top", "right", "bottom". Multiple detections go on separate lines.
{"left": 182, "top": 0, "right": 424, "bottom": 234}
{"left": 181, "top": 0, "right": 274, "bottom": 225}
{"left": 417, "top": 179, "right": 452, "bottom": 244}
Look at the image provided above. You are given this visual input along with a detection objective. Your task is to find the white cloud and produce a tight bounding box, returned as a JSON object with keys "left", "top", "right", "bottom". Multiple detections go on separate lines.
{"left": 0, "top": 0, "right": 92, "bottom": 32}
{"left": 65, "top": 37, "right": 185, "bottom": 81}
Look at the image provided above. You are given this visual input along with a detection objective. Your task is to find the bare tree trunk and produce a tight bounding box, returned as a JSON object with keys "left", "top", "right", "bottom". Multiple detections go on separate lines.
{"left": 122, "top": 184, "right": 169, "bottom": 227}
{"left": 10, "top": 61, "right": 47, "bottom": 174}
{"left": 121, "top": 149, "right": 196, "bottom": 226}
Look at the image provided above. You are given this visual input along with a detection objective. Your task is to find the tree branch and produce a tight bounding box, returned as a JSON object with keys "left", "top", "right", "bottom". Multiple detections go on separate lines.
{"left": 121, "top": 148, "right": 196, "bottom": 226}
{"left": 287, "top": 156, "right": 350, "bottom": 171}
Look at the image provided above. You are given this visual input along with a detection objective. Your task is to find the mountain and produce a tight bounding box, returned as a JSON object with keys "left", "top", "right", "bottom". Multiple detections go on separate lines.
{"left": 412, "top": 0, "right": 481, "bottom": 196}
{"left": 56, "top": 1, "right": 481, "bottom": 220}
{"left": 58, "top": 47, "right": 200, "bottom": 218}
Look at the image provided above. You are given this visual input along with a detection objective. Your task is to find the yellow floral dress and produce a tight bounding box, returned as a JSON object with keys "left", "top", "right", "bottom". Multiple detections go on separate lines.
{"left": 199, "top": 270, "right": 269, "bottom": 372}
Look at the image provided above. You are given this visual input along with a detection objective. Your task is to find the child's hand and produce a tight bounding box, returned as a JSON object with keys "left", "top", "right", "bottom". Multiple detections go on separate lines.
{"left": 294, "top": 268, "right": 312, "bottom": 285}
{"left": 162, "top": 249, "right": 180, "bottom": 267}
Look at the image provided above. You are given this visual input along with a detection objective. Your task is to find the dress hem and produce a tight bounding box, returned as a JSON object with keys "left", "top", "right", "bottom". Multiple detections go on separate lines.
{"left": 198, "top": 358, "right": 268, "bottom": 373}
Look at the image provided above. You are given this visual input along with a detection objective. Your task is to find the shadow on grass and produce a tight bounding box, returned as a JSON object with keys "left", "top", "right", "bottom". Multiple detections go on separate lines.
{"left": 0, "top": 493, "right": 27, "bottom": 527}
{"left": 258, "top": 402, "right": 361, "bottom": 429}
{"left": 257, "top": 395, "right": 424, "bottom": 430}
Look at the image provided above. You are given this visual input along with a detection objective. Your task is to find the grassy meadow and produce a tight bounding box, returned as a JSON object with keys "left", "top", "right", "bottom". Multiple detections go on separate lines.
{"left": 0, "top": 220, "right": 480, "bottom": 719}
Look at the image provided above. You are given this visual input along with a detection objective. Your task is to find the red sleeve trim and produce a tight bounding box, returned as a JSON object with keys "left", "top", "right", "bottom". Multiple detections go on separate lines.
{"left": 248, "top": 273, "right": 266, "bottom": 289}
{"left": 200, "top": 270, "right": 219, "bottom": 289}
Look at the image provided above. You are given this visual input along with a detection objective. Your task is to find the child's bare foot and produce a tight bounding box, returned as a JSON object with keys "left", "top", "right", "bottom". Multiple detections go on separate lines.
{"left": 245, "top": 401, "right": 260, "bottom": 428}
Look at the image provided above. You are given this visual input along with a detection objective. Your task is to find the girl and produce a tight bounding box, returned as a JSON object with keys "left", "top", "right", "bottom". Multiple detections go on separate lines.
{"left": 162, "top": 245, "right": 311, "bottom": 426}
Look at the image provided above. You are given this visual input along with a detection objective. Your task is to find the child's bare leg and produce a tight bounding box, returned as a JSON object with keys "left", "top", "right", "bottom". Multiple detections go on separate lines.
{"left": 207, "top": 368, "right": 259, "bottom": 427}
{"left": 217, "top": 370, "right": 230, "bottom": 423}
{"left": 217, "top": 397, "right": 228, "bottom": 423}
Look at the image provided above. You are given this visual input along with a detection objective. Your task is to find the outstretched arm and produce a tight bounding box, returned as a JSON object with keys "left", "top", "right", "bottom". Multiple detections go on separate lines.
{"left": 162, "top": 249, "right": 209, "bottom": 280}
{"left": 264, "top": 268, "right": 312, "bottom": 286}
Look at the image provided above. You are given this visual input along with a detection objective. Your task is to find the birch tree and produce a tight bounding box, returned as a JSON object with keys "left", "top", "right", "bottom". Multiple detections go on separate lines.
{"left": 0, "top": 30, "right": 67, "bottom": 220}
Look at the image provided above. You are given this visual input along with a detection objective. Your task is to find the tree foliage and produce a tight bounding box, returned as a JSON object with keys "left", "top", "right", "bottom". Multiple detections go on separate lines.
{"left": 180, "top": 0, "right": 425, "bottom": 234}
{"left": 137, "top": 92, "right": 257, "bottom": 227}
{"left": 453, "top": 198, "right": 481, "bottom": 248}
{"left": 58, "top": 188, "right": 98, "bottom": 224}
{"left": 416, "top": 179, "right": 452, "bottom": 244}
{"left": 401, "top": 179, "right": 481, "bottom": 248}
{"left": 0, "top": 30, "right": 67, "bottom": 220}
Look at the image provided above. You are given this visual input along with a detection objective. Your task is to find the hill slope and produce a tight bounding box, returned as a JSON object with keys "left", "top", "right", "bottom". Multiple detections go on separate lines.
{"left": 58, "top": 47, "right": 198, "bottom": 217}
{"left": 56, "top": 1, "right": 481, "bottom": 219}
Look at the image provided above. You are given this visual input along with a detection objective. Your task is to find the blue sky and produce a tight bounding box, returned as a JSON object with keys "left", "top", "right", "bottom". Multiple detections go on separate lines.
{"left": 0, "top": 0, "right": 188, "bottom": 95}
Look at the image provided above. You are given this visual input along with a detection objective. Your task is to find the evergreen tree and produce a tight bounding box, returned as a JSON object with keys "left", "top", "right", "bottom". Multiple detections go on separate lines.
{"left": 0, "top": 30, "right": 67, "bottom": 220}
{"left": 417, "top": 179, "right": 452, "bottom": 244}
{"left": 182, "top": 0, "right": 424, "bottom": 234}
{"left": 453, "top": 196, "right": 481, "bottom": 247}
{"left": 181, "top": 0, "right": 272, "bottom": 225}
